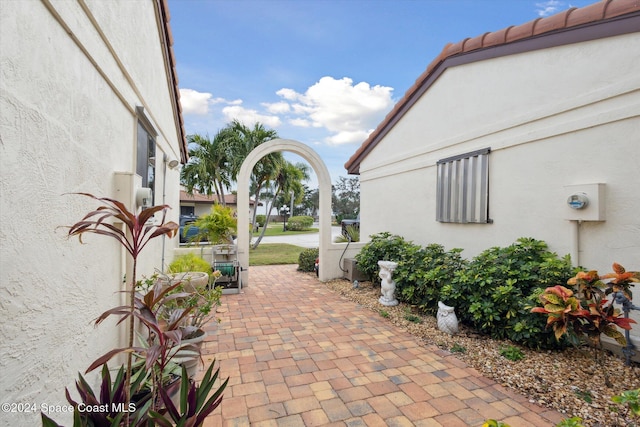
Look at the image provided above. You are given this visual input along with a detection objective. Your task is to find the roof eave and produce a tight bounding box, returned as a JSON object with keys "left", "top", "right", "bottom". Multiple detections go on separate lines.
{"left": 344, "top": 1, "right": 640, "bottom": 175}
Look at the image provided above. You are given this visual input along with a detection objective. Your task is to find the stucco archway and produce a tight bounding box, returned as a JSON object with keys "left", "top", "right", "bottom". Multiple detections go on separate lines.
{"left": 237, "top": 139, "right": 333, "bottom": 284}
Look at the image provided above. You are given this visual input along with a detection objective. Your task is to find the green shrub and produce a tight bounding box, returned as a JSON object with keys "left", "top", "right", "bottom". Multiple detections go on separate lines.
{"left": 298, "top": 247, "right": 319, "bottom": 272}
{"left": 255, "top": 214, "right": 266, "bottom": 227}
{"left": 394, "top": 244, "right": 466, "bottom": 315}
{"left": 440, "top": 237, "right": 575, "bottom": 349}
{"left": 168, "top": 253, "right": 211, "bottom": 273}
{"left": 355, "top": 232, "right": 415, "bottom": 284}
{"left": 287, "top": 215, "right": 314, "bottom": 231}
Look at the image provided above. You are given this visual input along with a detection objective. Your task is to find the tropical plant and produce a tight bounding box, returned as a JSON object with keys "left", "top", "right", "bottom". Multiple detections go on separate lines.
{"left": 149, "top": 363, "right": 228, "bottom": 426}
{"left": 226, "top": 120, "right": 280, "bottom": 230}
{"left": 334, "top": 225, "right": 360, "bottom": 243}
{"left": 41, "top": 364, "right": 153, "bottom": 427}
{"left": 252, "top": 161, "right": 310, "bottom": 248}
{"left": 159, "top": 274, "right": 223, "bottom": 338}
{"left": 181, "top": 131, "right": 234, "bottom": 205}
{"left": 531, "top": 263, "right": 638, "bottom": 352}
{"left": 185, "top": 204, "right": 237, "bottom": 245}
{"left": 63, "top": 193, "right": 178, "bottom": 412}
{"left": 45, "top": 194, "right": 228, "bottom": 426}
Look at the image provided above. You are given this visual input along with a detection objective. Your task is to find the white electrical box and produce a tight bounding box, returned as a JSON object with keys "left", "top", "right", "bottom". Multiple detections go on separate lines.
{"left": 114, "top": 172, "right": 142, "bottom": 212}
{"left": 563, "top": 183, "right": 606, "bottom": 221}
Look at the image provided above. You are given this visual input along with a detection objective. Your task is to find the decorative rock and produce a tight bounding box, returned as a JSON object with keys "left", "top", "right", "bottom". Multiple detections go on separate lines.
{"left": 378, "top": 260, "right": 399, "bottom": 306}
{"left": 437, "top": 301, "right": 459, "bottom": 335}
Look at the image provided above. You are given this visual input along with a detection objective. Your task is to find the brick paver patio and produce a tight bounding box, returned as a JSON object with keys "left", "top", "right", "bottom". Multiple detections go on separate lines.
{"left": 201, "top": 264, "right": 564, "bottom": 426}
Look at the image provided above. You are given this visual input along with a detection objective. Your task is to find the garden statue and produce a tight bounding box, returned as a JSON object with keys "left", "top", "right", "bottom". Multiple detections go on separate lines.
{"left": 437, "top": 301, "right": 459, "bottom": 335}
{"left": 378, "top": 260, "right": 399, "bottom": 306}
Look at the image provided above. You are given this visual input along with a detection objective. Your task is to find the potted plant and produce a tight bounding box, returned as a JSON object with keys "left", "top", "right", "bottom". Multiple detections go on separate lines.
{"left": 157, "top": 266, "right": 223, "bottom": 378}
{"left": 42, "top": 193, "right": 228, "bottom": 427}
{"left": 161, "top": 253, "right": 213, "bottom": 291}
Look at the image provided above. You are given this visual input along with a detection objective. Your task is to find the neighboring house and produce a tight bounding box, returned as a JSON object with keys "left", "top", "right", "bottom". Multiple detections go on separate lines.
{"left": 346, "top": 1, "right": 639, "bottom": 274}
{"left": 180, "top": 188, "right": 261, "bottom": 219}
{"left": 0, "top": 0, "right": 185, "bottom": 423}
{"left": 345, "top": 0, "right": 639, "bottom": 356}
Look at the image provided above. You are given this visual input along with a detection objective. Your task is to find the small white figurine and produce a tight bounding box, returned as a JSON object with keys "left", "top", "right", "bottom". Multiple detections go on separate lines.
{"left": 437, "top": 301, "right": 459, "bottom": 335}
{"left": 378, "top": 261, "right": 399, "bottom": 306}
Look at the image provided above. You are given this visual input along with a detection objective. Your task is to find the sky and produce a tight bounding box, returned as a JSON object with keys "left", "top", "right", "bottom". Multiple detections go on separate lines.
{"left": 168, "top": 0, "right": 595, "bottom": 187}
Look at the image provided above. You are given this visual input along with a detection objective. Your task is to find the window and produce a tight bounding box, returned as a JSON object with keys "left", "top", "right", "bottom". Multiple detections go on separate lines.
{"left": 436, "top": 147, "right": 490, "bottom": 223}
{"left": 136, "top": 120, "right": 156, "bottom": 205}
{"left": 181, "top": 206, "right": 195, "bottom": 216}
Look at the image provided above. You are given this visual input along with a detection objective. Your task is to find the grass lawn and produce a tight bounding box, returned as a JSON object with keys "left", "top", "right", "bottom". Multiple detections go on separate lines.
{"left": 249, "top": 243, "right": 306, "bottom": 266}
{"left": 257, "top": 223, "right": 318, "bottom": 237}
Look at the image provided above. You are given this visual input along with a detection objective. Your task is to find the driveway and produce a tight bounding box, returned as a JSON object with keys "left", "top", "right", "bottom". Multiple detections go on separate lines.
{"left": 257, "top": 224, "right": 343, "bottom": 248}
{"left": 202, "top": 264, "right": 564, "bottom": 426}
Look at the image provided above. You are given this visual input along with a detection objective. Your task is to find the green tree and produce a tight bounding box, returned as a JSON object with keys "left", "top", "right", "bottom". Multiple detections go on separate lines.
{"left": 252, "top": 161, "right": 310, "bottom": 248}
{"left": 332, "top": 176, "right": 360, "bottom": 222}
{"left": 226, "top": 120, "right": 280, "bottom": 230}
{"left": 298, "top": 185, "right": 319, "bottom": 218}
{"left": 181, "top": 131, "right": 233, "bottom": 206}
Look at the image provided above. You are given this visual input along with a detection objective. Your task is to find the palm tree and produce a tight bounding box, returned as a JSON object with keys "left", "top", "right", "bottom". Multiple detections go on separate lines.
{"left": 226, "top": 120, "right": 280, "bottom": 230}
{"left": 181, "top": 131, "right": 233, "bottom": 206}
{"left": 252, "top": 161, "right": 310, "bottom": 248}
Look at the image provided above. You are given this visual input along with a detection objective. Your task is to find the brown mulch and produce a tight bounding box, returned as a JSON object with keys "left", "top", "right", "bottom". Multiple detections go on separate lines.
{"left": 324, "top": 277, "right": 640, "bottom": 427}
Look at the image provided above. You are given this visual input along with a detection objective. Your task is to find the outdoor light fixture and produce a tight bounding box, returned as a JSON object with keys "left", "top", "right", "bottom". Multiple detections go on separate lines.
{"left": 164, "top": 154, "right": 180, "bottom": 169}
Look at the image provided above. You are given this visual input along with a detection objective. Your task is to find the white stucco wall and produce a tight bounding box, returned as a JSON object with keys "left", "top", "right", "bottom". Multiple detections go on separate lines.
{"left": 358, "top": 31, "right": 640, "bottom": 355}
{"left": 0, "top": 1, "right": 182, "bottom": 424}
{"left": 359, "top": 32, "right": 640, "bottom": 272}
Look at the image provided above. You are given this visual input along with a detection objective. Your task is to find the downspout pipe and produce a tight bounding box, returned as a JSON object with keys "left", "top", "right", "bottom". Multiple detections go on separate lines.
{"left": 161, "top": 154, "right": 168, "bottom": 272}
{"left": 570, "top": 220, "right": 582, "bottom": 267}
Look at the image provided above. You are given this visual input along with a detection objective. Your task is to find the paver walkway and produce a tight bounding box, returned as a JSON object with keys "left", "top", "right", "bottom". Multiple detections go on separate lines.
{"left": 202, "top": 265, "right": 564, "bottom": 426}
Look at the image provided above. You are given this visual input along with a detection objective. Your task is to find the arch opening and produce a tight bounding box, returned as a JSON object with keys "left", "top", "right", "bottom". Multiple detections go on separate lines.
{"left": 237, "top": 139, "right": 333, "bottom": 284}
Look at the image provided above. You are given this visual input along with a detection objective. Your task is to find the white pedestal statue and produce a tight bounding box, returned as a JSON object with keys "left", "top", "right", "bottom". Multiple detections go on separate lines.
{"left": 378, "top": 260, "right": 399, "bottom": 306}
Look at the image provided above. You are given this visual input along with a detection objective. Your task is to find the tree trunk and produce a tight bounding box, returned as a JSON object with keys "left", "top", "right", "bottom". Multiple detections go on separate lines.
{"left": 251, "top": 189, "right": 280, "bottom": 249}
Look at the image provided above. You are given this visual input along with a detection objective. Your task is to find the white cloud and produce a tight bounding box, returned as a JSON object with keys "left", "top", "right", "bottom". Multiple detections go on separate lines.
{"left": 276, "top": 76, "right": 394, "bottom": 145}
{"left": 535, "top": 0, "right": 563, "bottom": 17}
{"left": 289, "top": 118, "right": 312, "bottom": 127}
{"left": 179, "top": 88, "right": 243, "bottom": 117}
{"left": 263, "top": 101, "right": 291, "bottom": 114}
{"left": 179, "top": 88, "right": 214, "bottom": 115}
{"left": 326, "top": 129, "right": 372, "bottom": 146}
{"left": 276, "top": 88, "right": 299, "bottom": 101}
{"left": 222, "top": 105, "right": 282, "bottom": 128}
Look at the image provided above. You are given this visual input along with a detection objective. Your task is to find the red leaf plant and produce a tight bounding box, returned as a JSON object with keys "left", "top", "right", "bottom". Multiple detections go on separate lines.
{"left": 532, "top": 263, "right": 638, "bottom": 354}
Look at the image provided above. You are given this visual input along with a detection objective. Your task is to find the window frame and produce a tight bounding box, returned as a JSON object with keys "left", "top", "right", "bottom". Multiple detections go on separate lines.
{"left": 136, "top": 107, "right": 157, "bottom": 206}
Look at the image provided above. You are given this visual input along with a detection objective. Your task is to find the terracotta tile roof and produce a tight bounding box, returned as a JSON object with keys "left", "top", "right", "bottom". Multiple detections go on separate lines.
{"left": 158, "top": 0, "right": 188, "bottom": 164}
{"left": 345, "top": 0, "right": 640, "bottom": 174}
